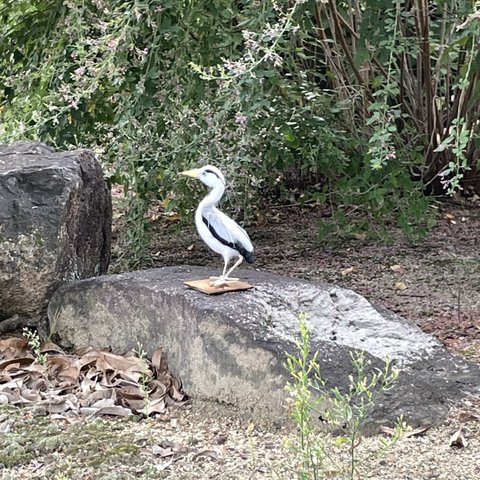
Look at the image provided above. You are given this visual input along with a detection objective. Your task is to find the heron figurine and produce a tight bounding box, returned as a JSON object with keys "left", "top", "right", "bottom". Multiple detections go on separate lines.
{"left": 179, "top": 165, "right": 255, "bottom": 287}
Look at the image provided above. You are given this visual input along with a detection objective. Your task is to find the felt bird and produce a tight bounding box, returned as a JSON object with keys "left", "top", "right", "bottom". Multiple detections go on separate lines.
{"left": 179, "top": 166, "right": 255, "bottom": 286}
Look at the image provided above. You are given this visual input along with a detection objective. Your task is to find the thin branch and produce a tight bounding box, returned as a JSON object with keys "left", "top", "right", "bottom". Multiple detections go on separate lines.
{"left": 314, "top": 4, "right": 350, "bottom": 94}
{"left": 326, "top": 0, "right": 375, "bottom": 102}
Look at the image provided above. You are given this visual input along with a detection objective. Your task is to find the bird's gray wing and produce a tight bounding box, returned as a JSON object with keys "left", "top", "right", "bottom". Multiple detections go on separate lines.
{"left": 202, "top": 210, "right": 253, "bottom": 253}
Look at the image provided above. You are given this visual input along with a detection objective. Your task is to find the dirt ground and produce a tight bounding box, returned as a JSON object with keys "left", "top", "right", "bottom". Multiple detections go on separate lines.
{"left": 2, "top": 397, "right": 480, "bottom": 480}
{"left": 2, "top": 196, "right": 480, "bottom": 480}
{"left": 113, "top": 199, "right": 480, "bottom": 361}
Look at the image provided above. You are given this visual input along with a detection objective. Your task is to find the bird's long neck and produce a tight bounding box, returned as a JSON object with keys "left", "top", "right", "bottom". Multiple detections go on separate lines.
{"left": 199, "top": 183, "right": 225, "bottom": 210}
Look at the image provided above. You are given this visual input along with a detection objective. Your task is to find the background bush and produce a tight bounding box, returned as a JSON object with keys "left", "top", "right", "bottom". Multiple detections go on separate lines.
{"left": 1, "top": 0, "right": 478, "bottom": 261}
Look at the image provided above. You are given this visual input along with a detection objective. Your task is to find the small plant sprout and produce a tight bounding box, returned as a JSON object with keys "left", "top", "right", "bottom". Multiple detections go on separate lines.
{"left": 22, "top": 328, "right": 47, "bottom": 365}
{"left": 285, "top": 313, "right": 404, "bottom": 480}
{"left": 133, "top": 342, "right": 152, "bottom": 410}
{"left": 54, "top": 473, "right": 70, "bottom": 480}
{"left": 133, "top": 341, "right": 148, "bottom": 362}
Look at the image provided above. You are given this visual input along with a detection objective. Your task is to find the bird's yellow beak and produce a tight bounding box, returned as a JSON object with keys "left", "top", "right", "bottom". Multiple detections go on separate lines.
{"left": 179, "top": 169, "right": 200, "bottom": 178}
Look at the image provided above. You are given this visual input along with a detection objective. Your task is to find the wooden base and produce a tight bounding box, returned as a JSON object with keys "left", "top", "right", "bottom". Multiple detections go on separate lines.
{"left": 184, "top": 278, "right": 254, "bottom": 295}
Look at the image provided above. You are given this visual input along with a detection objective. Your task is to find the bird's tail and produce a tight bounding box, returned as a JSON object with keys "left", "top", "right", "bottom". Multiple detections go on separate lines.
{"left": 243, "top": 250, "right": 255, "bottom": 264}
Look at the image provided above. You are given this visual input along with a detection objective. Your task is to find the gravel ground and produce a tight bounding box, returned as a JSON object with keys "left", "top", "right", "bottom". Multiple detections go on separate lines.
{"left": 1, "top": 398, "right": 479, "bottom": 479}
{"left": 2, "top": 198, "right": 479, "bottom": 479}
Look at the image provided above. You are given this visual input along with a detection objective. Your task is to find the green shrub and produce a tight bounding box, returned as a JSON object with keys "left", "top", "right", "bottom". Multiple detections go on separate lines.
{"left": 286, "top": 313, "right": 404, "bottom": 480}
{"left": 3, "top": 0, "right": 475, "bottom": 261}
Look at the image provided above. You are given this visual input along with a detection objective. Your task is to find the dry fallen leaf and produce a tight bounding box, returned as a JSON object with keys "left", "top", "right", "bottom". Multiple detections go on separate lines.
{"left": 0, "top": 338, "right": 31, "bottom": 359}
{"left": 389, "top": 264, "right": 405, "bottom": 273}
{"left": 450, "top": 427, "right": 468, "bottom": 448}
{"left": 40, "top": 341, "right": 65, "bottom": 354}
{"left": 380, "top": 426, "right": 396, "bottom": 436}
{"left": 458, "top": 412, "right": 480, "bottom": 423}
{"left": 405, "top": 426, "right": 431, "bottom": 438}
{"left": 152, "top": 348, "right": 168, "bottom": 375}
{"left": 394, "top": 281, "right": 408, "bottom": 291}
{"left": 164, "top": 214, "right": 180, "bottom": 222}
{"left": 152, "top": 444, "right": 176, "bottom": 457}
{"left": 341, "top": 266, "right": 356, "bottom": 277}
{"left": 192, "top": 449, "right": 222, "bottom": 461}
{"left": 255, "top": 212, "right": 268, "bottom": 228}
{"left": 380, "top": 425, "right": 431, "bottom": 438}
{"left": 445, "top": 213, "right": 457, "bottom": 224}
{"left": 141, "top": 397, "right": 167, "bottom": 416}
{"left": 0, "top": 338, "right": 188, "bottom": 418}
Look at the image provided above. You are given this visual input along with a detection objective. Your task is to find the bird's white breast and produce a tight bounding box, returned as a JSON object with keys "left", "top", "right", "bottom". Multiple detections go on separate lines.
{"left": 195, "top": 207, "right": 239, "bottom": 261}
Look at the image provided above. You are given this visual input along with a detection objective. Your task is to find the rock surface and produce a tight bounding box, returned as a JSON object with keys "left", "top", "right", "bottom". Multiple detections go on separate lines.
{"left": 0, "top": 141, "right": 111, "bottom": 326}
{"left": 49, "top": 266, "right": 480, "bottom": 429}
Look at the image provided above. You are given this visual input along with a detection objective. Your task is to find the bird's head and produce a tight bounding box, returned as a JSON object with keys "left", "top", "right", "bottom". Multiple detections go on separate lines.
{"left": 179, "top": 165, "right": 226, "bottom": 189}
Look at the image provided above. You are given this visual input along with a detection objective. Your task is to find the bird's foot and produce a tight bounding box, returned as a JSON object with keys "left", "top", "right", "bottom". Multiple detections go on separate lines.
{"left": 209, "top": 276, "right": 240, "bottom": 287}
{"left": 224, "top": 276, "right": 239, "bottom": 282}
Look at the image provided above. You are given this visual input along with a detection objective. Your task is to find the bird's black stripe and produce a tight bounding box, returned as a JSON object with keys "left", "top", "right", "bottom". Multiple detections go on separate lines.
{"left": 204, "top": 168, "right": 220, "bottom": 177}
{"left": 204, "top": 168, "right": 225, "bottom": 185}
{"left": 202, "top": 216, "right": 255, "bottom": 264}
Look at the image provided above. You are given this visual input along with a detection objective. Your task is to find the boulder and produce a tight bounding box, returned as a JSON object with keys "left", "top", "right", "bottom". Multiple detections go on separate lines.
{"left": 49, "top": 266, "right": 480, "bottom": 429}
{"left": 0, "top": 141, "right": 111, "bottom": 330}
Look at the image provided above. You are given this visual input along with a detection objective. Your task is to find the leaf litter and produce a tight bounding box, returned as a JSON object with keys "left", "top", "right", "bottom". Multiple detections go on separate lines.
{"left": 450, "top": 427, "right": 468, "bottom": 448}
{"left": 0, "top": 337, "right": 188, "bottom": 418}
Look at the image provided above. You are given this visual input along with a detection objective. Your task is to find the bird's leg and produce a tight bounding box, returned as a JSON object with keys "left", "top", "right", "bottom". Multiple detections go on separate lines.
{"left": 209, "top": 258, "right": 229, "bottom": 285}
{"left": 211, "top": 257, "right": 243, "bottom": 287}
{"left": 223, "top": 256, "right": 243, "bottom": 282}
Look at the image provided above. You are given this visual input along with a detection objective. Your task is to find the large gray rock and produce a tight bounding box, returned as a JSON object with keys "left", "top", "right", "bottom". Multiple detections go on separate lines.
{"left": 0, "top": 141, "right": 111, "bottom": 328}
{"left": 49, "top": 266, "right": 480, "bottom": 429}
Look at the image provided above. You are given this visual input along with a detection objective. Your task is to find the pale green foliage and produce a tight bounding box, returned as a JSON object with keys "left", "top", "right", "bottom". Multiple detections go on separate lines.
{"left": 1, "top": 0, "right": 479, "bottom": 257}
{"left": 22, "top": 328, "right": 47, "bottom": 365}
{"left": 285, "top": 314, "right": 404, "bottom": 480}
{"left": 0, "top": 0, "right": 351, "bottom": 260}
{"left": 54, "top": 474, "right": 70, "bottom": 480}
{"left": 133, "top": 342, "right": 150, "bottom": 402}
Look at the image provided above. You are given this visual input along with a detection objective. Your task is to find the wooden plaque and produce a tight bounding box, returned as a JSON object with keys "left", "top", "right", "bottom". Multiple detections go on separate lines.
{"left": 184, "top": 278, "right": 254, "bottom": 295}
